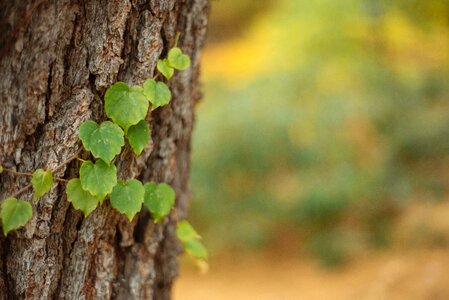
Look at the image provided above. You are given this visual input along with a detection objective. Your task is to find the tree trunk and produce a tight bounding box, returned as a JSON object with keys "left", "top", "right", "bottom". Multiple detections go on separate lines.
{"left": 0, "top": 0, "right": 208, "bottom": 298}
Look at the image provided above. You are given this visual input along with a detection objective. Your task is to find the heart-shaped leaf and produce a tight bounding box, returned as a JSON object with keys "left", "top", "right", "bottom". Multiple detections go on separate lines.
{"left": 127, "top": 120, "right": 150, "bottom": 156}
{"left": 105, "top": 82, "right": 149, "bottom": 132}
{"left": 79, "top": 160, "right": 117, "bottom": 201}
{"left": 79, "top": 120, "right": 124, "bottom": 162}
{"left": 157, "top": 59, "right": 174, "bottom": 79}
{"left": 66, "top": 179, "right": 102, "bottom": 217}
{"left": 176, "top": 220, "right": 201, "bottom": 242}
{"left": 110, "top": 179, "right": 144, "bottom": 221}
{"left": 143, "top": 182, "right": 175, "bottom": 223}
{"left": 167, "top": 47, "right": 191, "bottom": 70}
{"left": 183, "top": 239, "right": 208, "bottom": 260}
{"left": 32, "top": 169, "right": 53, "bottom": 200}
{"left": 143, "top": 79, "right": 172, "bottom": 109}
{"left": 0, "top": 197, "right": 32, "bottom": 236}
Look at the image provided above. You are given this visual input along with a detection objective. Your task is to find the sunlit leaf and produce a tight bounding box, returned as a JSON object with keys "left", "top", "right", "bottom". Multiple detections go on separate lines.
{"left": 143, "top": 79, "right": 172, "bottom": 109}
{"left": 79, "top": 160, "right": 117, "bottom": 201}
{"left": 127, "top": 120, "right": 150, "bottom": 156}
{"left": 176, "top": 220, "right": 201, "bottom": 242}
{"left": 79, "top": 120, "right": 124, "bottom": 162}
{"left": 31, "top": 169, "right": 53, "bottom": 200}
{"left": 0, "top": 198, "right": 32, "bottom": 236}
{"left": 157, "top": 59, "right": 174, "bottom": 79}
{"left": 66, "top": 179, "right": 101, "bottom": 217}
{"left": 104, "top": 82, "right": 149, "bottom": 132}
{"left": 183, "top": 239, "right": 208, "bottom": 260}
{"left": 167, "top": 47, "right": 191, "bottom": 70}
{"left": 143, "top": 182, "right": 175, "bottom": 223}
{"left": 110, "top": 179, "right": 144, "bottom": 221}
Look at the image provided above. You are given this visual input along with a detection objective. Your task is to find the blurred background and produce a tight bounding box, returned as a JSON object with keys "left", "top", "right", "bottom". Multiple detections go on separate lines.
{"left": 175, "top": 0, "right": 449, "bottom": 299}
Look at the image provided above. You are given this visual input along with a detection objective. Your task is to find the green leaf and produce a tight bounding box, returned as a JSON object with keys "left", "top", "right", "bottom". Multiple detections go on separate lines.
{"left": 79, "top": 120, "right": 125, "bottom": 162}
{"left": 0, "top": 198, "right": 32, "bottom": 236}
{"left": 183, "top": 239, "right": 208, "bottom": 260}
{"left": 104, "top": 82, "right": 149, "bottom": 132}
{"left": 79, "top": 160, "right": 117, "bottom": 201}
{"left": 32, "top": 169, "right": 53, "bottom": 200}
{"left": 110, "top": 179, "right": 144, "bottom": 221}
{"left": 176, "top": 220, "right": 201, "bottom": 242}
{"left": 143, "top": 79, "right": 172, "bottom": 109}
{"left": 167, "top": 47, "right": 191, "bottom": 70}
{"left": 66, "top": 179, "right": 101, "bottom": 217}
{"left": 143, "top": 182, "right": 175, "bottom": 223}
{"left": 0, "top": 165, "right": 3, "bottom": 173}
{"left": 127, "top": 120, "right": 150, "bottom": 156}
{"left": 176, "top": 220, "right": 208, "bottom": 260}
{"left": 157, "top": 59, "right": 174, "bottom": 79}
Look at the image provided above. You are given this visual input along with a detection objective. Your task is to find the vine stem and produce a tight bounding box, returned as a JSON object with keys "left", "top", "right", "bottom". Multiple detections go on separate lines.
{"left": 2, "top": 147, "right": 82, "bottom": 200}
{"left": 153, "top": 73, "right": 161, "bottom": 81}
{"left": 51, "top": 147, "right": 83, "bottom": 173}
{"left": 54, "top": 177, "right": 69, "bottom": 184}
{"left": 10, "top": 183, "right": 32, "bottom": 199}
{"left": 174, "top": 32, "right": 181, "bottom": 48}
{"left": 2, "top": 168, "right": 33, "bottom": 177}
{"left": 3, "top": 168, "right": 69, "bottom": 184}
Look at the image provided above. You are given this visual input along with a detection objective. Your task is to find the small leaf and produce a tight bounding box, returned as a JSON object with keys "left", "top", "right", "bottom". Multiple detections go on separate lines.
{"left": 157, "top": 59, "right": 174, "bottom": 79}
{"left": 176, "top": 220, "right": 201, "bottom": 242}
{"left": 127, "top": 120, "right": 150, "bottom": 156}
{"left": 32, "top": 169, "right": 53, "bottom": 200}
{"left": 143, "top": 79, "right": 172, "bottom": 109}
{"left": 105, "top": 82, "right": 149, "bottom": 132}
{"left": 79, "top": 160, "right": 117, "bottom": 201}
{"left": 110, "top": 179, "right": 144, "bottom": 221}
{"left": 143, "top": 182, "right": 175, "bottom": 223}
{"left": 66, "top": 179, "right": 101, "bottom": 217}
{"left": 176, "top": 220, "right": 208, "bottom": 261}
{"left": 167, "top": 47, "right": 191, "bottom": 70}
{"left": 0, "top": 165, "right": 3, "bottom": 173}
{"left": 79, "top": 120, "right": 125, "bottom": 162}
{"left": 183, "top": 239, "right": 208, "bottom": 260}
{"left": 0, "top": 198, "right": 32, "bottom": 236}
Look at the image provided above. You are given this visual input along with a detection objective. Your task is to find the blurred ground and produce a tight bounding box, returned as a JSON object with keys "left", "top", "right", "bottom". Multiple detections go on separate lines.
{"left": 175, "top": 249, "right": 449, "bottom": 300}
{"left": 175, "top": 201, "right": 449, "bottom": 299}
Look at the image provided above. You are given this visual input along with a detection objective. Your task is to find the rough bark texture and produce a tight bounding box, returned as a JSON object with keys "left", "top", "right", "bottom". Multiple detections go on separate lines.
{"left": 0, "top": 0, "right": 208, "bottom": 299}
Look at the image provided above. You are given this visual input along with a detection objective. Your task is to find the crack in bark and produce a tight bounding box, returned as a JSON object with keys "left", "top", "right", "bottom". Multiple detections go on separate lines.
{"left": 44, "top": 62, "right": 54, "bottom": 123}
{"left": 0, "top": 235, "right": 11, "bottom": 299}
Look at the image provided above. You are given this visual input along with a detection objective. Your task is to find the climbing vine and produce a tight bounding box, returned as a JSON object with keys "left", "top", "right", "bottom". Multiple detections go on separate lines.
{"left": 0, "top": 40, "right": 207, "bottom": 263}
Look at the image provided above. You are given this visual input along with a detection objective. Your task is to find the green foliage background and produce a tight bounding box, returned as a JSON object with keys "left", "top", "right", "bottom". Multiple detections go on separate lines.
{"left": 189, "top": 0, "right": 449, "bottom": 265}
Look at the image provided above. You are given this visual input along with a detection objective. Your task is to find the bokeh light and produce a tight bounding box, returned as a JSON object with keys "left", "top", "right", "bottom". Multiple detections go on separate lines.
{"left": 175, "top": 1, "right": 449, "bottom": 298}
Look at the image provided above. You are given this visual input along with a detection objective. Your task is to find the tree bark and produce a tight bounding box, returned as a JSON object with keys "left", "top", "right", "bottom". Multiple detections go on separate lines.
{"left": 0, "top": 0, "right": 208, "bottom": 299}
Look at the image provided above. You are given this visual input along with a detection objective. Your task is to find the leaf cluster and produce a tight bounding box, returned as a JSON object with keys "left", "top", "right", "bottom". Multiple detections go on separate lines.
{"left": 0, "top": 42, "right": 204, "bottom": 263}
{"left": 67, "top": 45, "right": 184, "bottom": 220}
